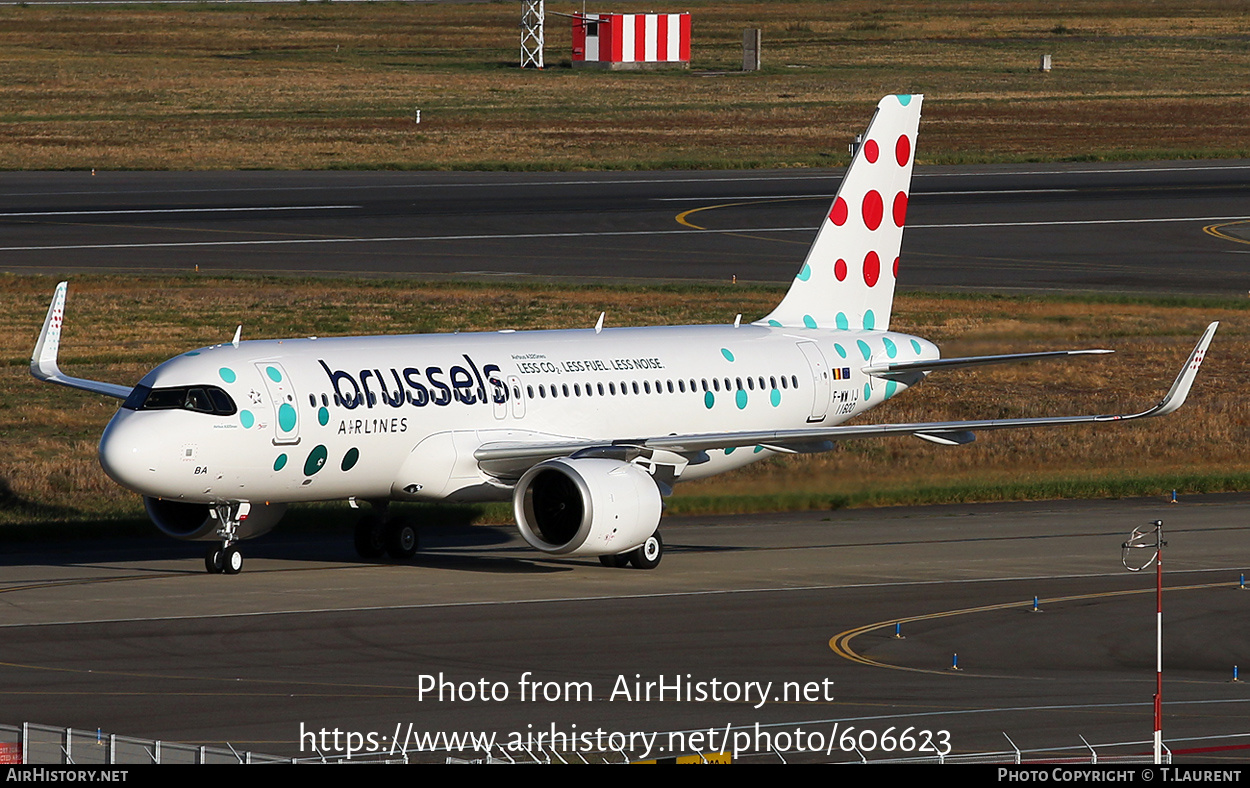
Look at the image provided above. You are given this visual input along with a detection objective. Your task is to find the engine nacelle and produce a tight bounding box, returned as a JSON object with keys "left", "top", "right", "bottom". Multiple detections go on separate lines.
{"left": 513, "top": 458, "right": 662, "bottom": 557}
{"left": 142, "top": 497, "right": 287, "bottom": 541}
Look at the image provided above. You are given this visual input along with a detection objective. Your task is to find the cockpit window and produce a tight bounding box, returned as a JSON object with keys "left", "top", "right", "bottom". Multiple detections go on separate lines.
{"left": 123, "top": 384, "right": 237, "bottom": 416}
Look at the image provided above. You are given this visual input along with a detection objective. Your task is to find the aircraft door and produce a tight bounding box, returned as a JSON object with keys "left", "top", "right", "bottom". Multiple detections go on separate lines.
{"left": 508, "top": 375, "right": 526, "bottom": 418}
{"left": 490, "top": 369, "right": 508, "bottom": 420}
{"left": 255, "top": 362, "right": 300, "bottom": 445}
{"left": 796, "top": 341, "right": 831, "bottom": 422}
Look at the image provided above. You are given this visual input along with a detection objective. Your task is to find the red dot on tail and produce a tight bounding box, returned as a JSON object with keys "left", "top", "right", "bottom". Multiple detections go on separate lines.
{"left": 896, "top": 134, "right": 911, "bottom": 166}
{"left": 892, "top": 191, "right": 908, "bottom": 227}
{"left": 862, "top": 190, "right": 883, "bottom": 230}
{"left": 893, "top": 256, "right": 899, "bottom": 278}
{"left": 863, "top": 139, "right": 879, "bottom": 163}
{"left": 834, "top": 258, "right": 847, "bottom": 281}
{"left": 829, "top": 197, "right": 848, "bottom": 226}
{"left": 863, "top": 251, "right": 880, "bottom": 287}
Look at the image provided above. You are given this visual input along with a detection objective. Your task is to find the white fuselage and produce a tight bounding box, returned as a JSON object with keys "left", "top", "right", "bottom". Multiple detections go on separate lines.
{"left": 99, "top": 323, "right": 938, "bottom": 506}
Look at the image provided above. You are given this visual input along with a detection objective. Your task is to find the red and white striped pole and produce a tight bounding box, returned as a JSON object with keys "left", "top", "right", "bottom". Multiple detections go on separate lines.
{"left": 1154, "top": 523, "right": 1163, "bottom": 764}
{"left": 1123, "top": 519, "right": 1165, "bottom": 765}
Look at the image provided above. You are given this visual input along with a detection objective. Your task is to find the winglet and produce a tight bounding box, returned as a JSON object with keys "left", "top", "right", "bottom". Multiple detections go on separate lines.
{"left": 30, "top": 282, "right": 132, "bottom": 400}
{"left": 31, "top": 281, "right": 68, "bottom": 383}
{"left": 1141, "top": 322, "right": 1218, "bottom": 418}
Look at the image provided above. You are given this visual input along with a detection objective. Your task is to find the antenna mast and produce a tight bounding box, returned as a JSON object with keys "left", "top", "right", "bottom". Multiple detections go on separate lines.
{"left": 521, "top": 0, "right": 545, "bottom": 69}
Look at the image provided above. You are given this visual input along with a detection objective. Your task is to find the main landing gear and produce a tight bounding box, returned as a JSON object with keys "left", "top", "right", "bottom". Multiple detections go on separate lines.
{"left": 354, "top": 503, "right": 419, "bottom": 561}
{"left": 205, "top": 501, "right": 249, "bottom": 575}
{"left": 598, "top": 531, "right": 663, "bottom": 570}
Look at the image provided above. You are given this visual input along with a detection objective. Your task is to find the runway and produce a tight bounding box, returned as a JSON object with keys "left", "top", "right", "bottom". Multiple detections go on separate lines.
{"left": 3, "top": 495, "right": 1249, "bottom": 762}
{"left": 1, "top": 161, "right": 1248, "bottom": 295}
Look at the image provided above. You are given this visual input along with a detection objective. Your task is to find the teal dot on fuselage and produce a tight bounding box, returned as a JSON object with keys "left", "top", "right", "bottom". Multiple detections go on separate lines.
{"left": 911, "top": 339, "right": 922, "bottom": 354}
{"left": 219, "top": 367, "right": 236, "bottom": 384}
{"left": 864, "top": 383, "right": 872, "bottom": 401}
{"left": 885, "top": 380, "right": 898, "bottom": 398}
{"left": 278, "top": 403, "right": 297, "bottom": 432}
{"left": 768, "top": 320, "right": 782, "bottom": 327}
{"left": 341, "top": 448, "right": 360, "bottom": 472}
{"left": 273, "top": 454, "right": 287, "bottom": 471}
{"left": 834, "top": 343, "right": 847, "bottom": 359}
{"left": 736, "top": 389, "right": 747, "bottom": 409}
{"left": 803, "top": 315, "right": 817, "bottom": 329}
{"left": 883, "top": 337, "right": 897, "bottom": 358}
{"left": 863, "top": 310, "right": 876, "bottom": 330}
{"left": 704, "top": 391, "right": 715, "bottom": 409}
{"left": 318, "top": 406, "right": 329, "bottom": 426}
{"left": 240, "top": 410, "right": 254, "bottom": 429}
{"left": 721, "top": 348, "right": 735, "bottom": 362}
{"left": 753, "top": 445, "right": 764, "bottom": 454}
{"left": 725, "top": 446, "right": 736, "bottom": 455}
{"left": 304, "top": 445, "right": 328, "bottom": 476}
{"left": 857, "top": 340, "right": 871, "bottom": 360}
{"left": 770, "top": 389, "right": 781, "bottom": 407}
{"left": 835, "top": 313, "right": 849, "bottom": 330}
{"left": 184, "top": 351, "right": 200, "bottom": 357}
{"left": 266, "top": 366, "right": 283, "bottom": 383}
{"left": 797, "top": 264, "right": 811, "bottom": 281}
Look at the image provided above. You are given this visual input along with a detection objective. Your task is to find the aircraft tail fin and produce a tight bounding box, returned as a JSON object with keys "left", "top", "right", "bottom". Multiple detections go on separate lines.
{"left": 760, "top": 94, "right": 922, "bottom": 332}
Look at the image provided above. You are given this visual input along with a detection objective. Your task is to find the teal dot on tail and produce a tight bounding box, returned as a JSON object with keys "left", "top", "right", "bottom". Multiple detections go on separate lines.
{"left": 278, "top": 403, "right": 297, "bottom": 432}
{"left": 704, "top": 391, "right": 715, "bottom": 409}
{"left": 736, "top": 390, "right": 747, "bottom": 409}
{"left": 318, "top": 407, "right": 329, "bottom": 426}
{"left": 897, "top": 94, "right": 912, "bottom": 106}
{"left": 836, "top": 313, "right": 849, "bottom": 330}
{"left": 273, "top": 454, "right": 287, "bottom": 471}
{"left": 911, "top": 339, "right": 922, "bottom": 354}
{"left": 797, "top": 263, "right": 811, "bottom": 281}
{"left": 720, "top": 348, "right": 734, "bottom": 362}
{"left": 803, "top": 315, "right": 817, "bottom": 329}
{"left": 219, "top": 367, "right": 236, "bottom": 384}
{"left": 863, "top": 310, "right": 875, "bottom": 330}
{"left": 240, "top": 410, "right": 254, "bottom": 429}
{"left": 770, "top": 389, "right": 781, "bottom": 407}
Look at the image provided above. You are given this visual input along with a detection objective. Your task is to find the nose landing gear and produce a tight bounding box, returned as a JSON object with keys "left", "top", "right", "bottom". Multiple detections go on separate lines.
{"left": 204, "top": 501, "right": 249, "bottom": 575}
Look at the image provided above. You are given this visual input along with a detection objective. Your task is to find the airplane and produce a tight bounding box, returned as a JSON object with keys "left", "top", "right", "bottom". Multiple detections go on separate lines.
{"left": 31, "top": 94, "right": 1218, "bottom": 575}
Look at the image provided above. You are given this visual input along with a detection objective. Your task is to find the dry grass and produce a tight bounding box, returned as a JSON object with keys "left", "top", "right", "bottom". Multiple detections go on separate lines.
{"left": 0, "top": 1, "right": 1245, "bottom": 170}
{"left": 2, "top": 275, "right": 1248, "bottom": 525}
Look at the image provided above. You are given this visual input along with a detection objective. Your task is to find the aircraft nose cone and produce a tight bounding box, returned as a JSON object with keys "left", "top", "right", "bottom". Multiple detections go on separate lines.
{"left": 98, "top": 410, "right": 163, "bottom": 494}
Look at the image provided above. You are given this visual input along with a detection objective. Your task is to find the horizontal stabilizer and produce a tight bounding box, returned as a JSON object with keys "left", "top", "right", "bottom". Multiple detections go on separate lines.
{"left": 863, "top": 349, "right": 1113, "bottom": 379}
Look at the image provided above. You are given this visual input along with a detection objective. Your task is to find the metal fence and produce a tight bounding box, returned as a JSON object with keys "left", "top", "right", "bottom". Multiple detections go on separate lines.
{"left": 0, "top": 723, "right": 289, "bottom": 765}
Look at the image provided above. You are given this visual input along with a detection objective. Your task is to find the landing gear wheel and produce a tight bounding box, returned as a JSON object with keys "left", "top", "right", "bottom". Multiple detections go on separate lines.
{"left": 354, "top": 516, "right": 386, "bottom": 559}
{"left": 221, "top": 544, "right": 243, "bottom": 575}
{"left": 599, "top": 553, "right": 631, "bottom": 568}
{"left": 205, "top": 546, "right": 224, "bottom": 574}
{"left": 629, "top": 532, "right": 663, "bottom": 570}
{"left": 385, "top": 518, "right": 419, "bottom": 560}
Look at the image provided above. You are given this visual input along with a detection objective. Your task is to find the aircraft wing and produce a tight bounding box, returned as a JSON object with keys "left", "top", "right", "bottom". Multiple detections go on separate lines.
{"left": 475, "top": 322, "right": 1218, "bottom": 466}
{"left": 31, "top": 282, "right": 134, "bottom": 400}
